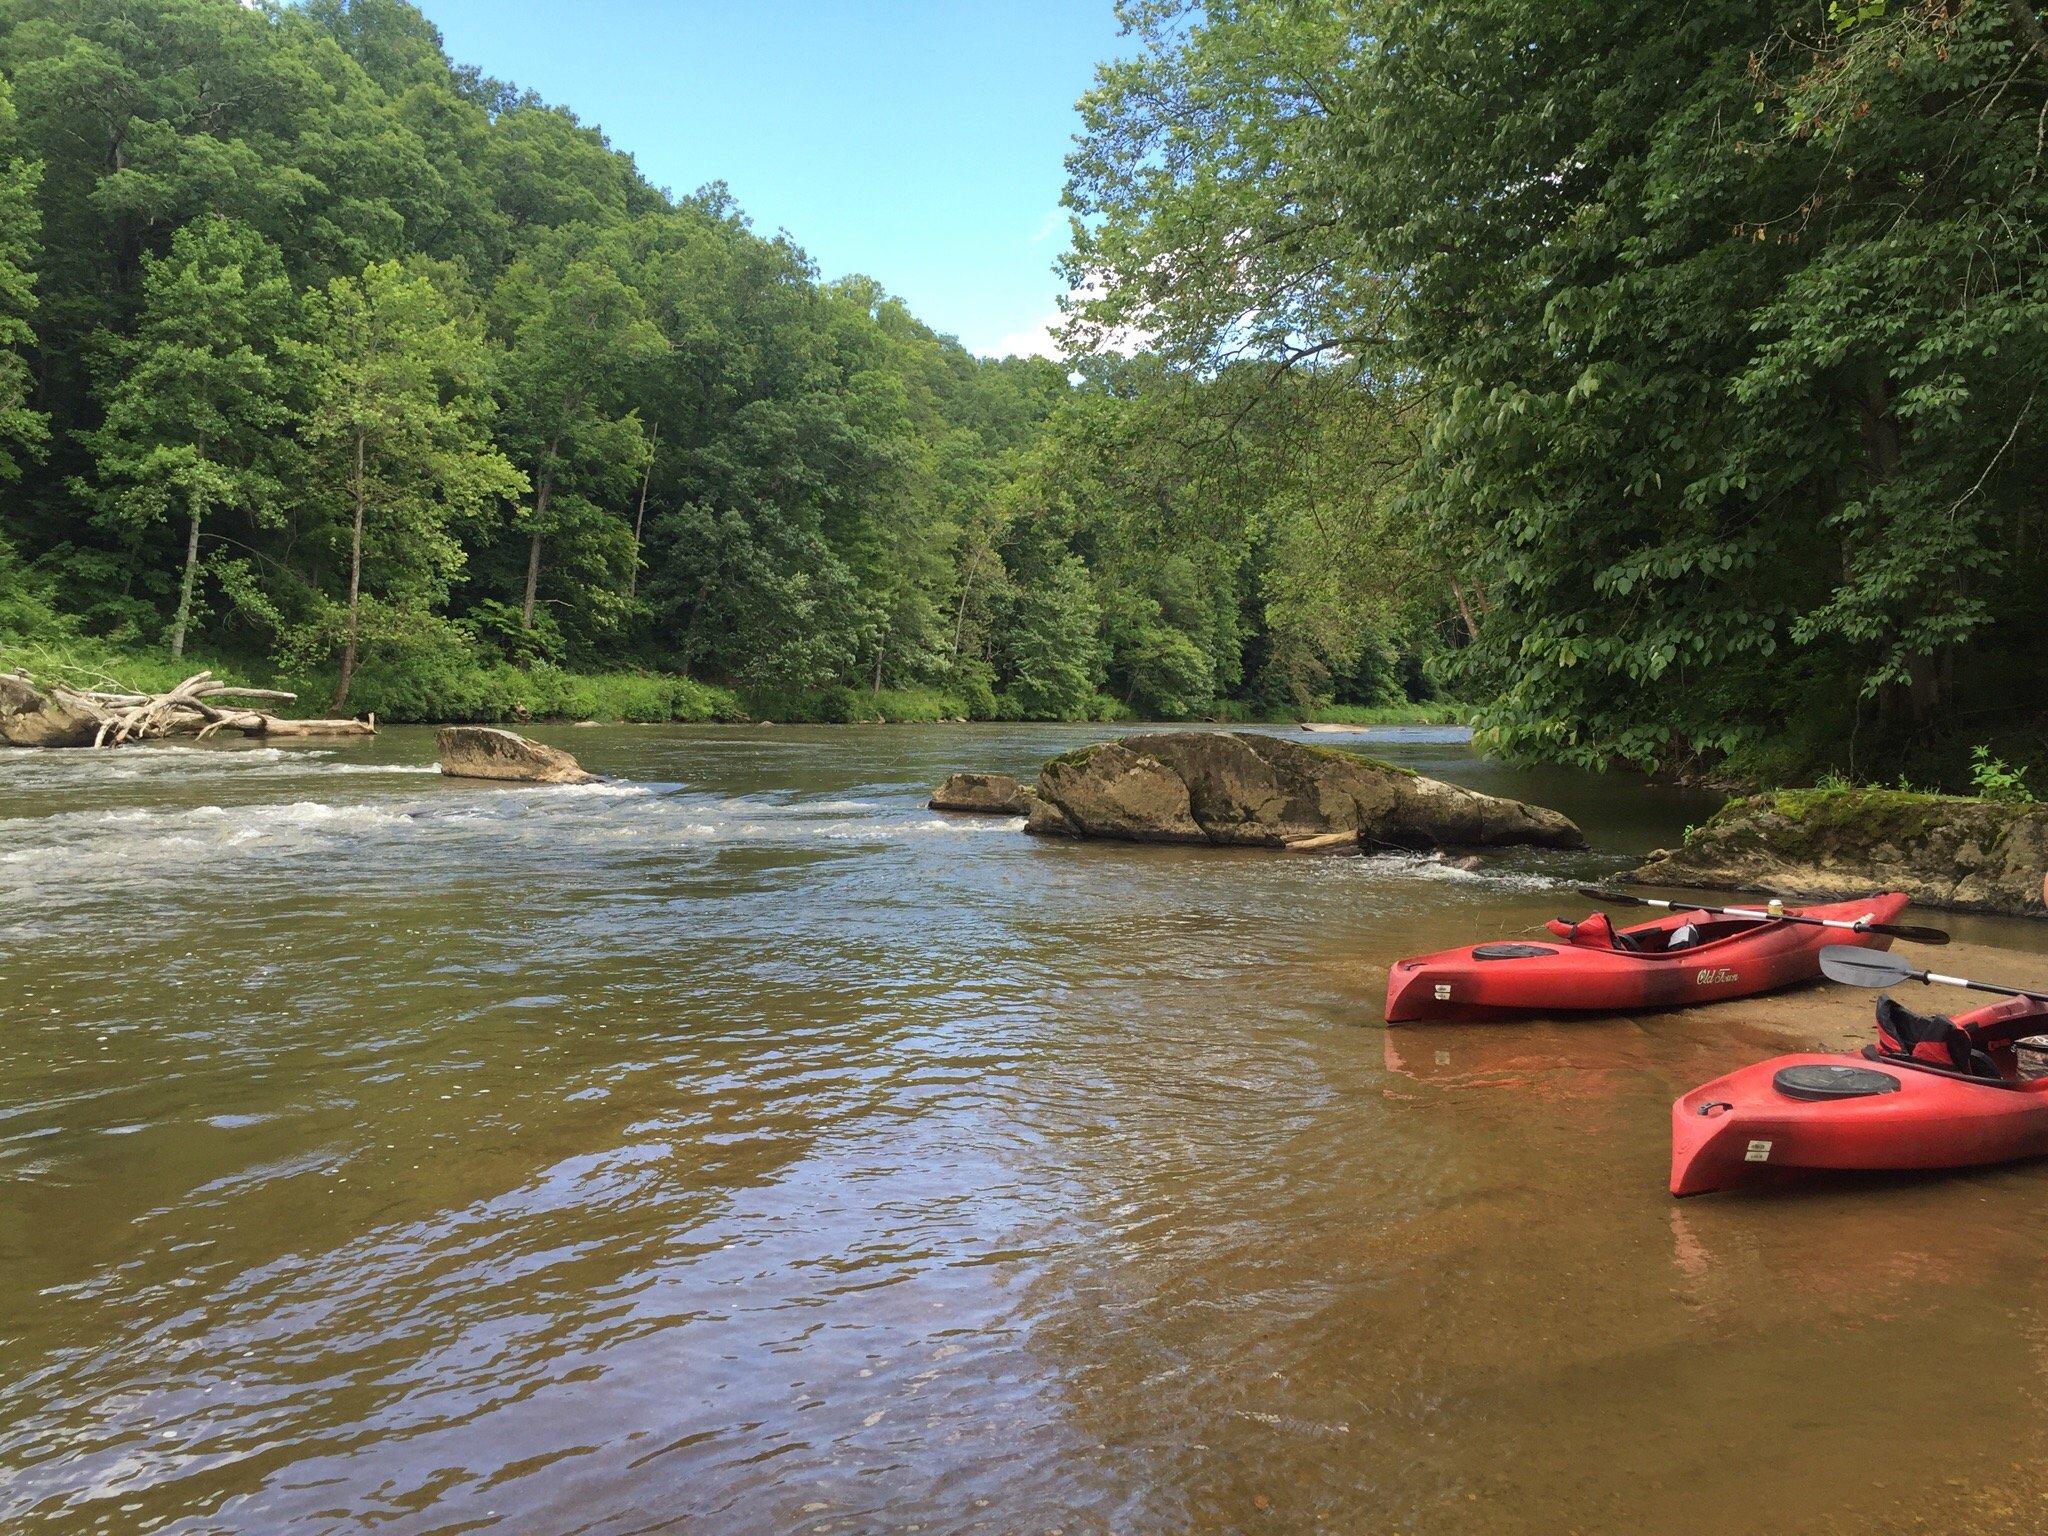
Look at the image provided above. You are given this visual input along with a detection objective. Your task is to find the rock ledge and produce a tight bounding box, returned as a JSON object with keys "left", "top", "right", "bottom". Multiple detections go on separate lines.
{"left": 1021, "top": 731, "right": 1583, "bottom": 850}
{"left": 1625, "top": 788, "right": 2048, "bottom": 916}
{"left": 929, "top": 771, "right": 1033, "bottom": 816}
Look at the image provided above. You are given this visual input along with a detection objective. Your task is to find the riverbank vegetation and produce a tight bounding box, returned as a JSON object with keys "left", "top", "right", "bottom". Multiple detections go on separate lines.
{"left": 0, "top": 0, "right": 1452, "bottom": 728}
{"left": 1066, "top": 0, "right": 2048, "bottom": 790}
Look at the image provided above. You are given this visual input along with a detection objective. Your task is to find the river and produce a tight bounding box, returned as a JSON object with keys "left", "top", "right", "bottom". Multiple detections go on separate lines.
{"left": 5, "top": 723, "right": 2048, "bottom": 1534}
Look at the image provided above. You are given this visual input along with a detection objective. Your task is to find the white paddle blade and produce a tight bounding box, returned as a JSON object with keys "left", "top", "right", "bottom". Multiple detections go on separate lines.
{"left": 1820, "top": 944, "right": 1917, "bottom": 990}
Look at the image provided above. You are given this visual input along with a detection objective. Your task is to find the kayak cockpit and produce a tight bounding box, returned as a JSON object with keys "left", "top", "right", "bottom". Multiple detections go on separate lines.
{"left": 1545, "top": 910, "right": 1762, "bottom": 955}
{"left": 1867, "top": 995, "right": 2048, "bottom": 1086}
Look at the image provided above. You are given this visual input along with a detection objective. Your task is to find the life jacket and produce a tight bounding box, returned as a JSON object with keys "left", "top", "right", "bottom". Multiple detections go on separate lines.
{"left": 1544, "top": 912, "right": 1642, "bottom": 952}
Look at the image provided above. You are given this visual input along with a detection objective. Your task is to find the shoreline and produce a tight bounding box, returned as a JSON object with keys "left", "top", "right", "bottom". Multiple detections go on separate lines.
{"left": 1, "top": 637, "right": 1466, "bottom": 734}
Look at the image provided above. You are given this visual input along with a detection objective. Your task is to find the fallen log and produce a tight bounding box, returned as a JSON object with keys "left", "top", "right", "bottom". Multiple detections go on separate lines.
{"left": 1284, "top": 830, "right": 1363, "bottom": 854}
{"left": 255, "top": 715, "right": 376, "bottom": 738}
{"left": 78, "top": 670, "right": 300, "bottom": 746}
{"left": 1, "top": 665, "right": 374, "bottom": 747}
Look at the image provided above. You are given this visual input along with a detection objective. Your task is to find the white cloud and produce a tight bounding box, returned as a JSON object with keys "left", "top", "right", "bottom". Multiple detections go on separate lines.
{"left": 977, "top": 271, "right": 1152, "bottom": 362}
{"left": 983, "top": 309, "right": 1068, "bottom": 360}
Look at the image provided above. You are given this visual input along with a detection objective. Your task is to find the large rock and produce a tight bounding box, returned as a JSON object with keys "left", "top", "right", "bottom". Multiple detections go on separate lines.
{"left": 1625, "top": 788, "right": 2048, "bottom": 917}
{"left": 0, "top": 673, "right": 100, "bottom": 747}
{"left": 437, "top": 726, "right": 598, "bottom": 785}
{"left": 929, "top": 771, "right": 1033, "bottom": 815}
{"left": 1023, "top": 731, "right": 1584, "bottom": 850}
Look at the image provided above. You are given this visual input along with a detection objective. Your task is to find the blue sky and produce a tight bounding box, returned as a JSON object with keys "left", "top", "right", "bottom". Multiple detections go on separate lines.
{"left": 413, "top": 1, "right": 1129, "bottom": 357}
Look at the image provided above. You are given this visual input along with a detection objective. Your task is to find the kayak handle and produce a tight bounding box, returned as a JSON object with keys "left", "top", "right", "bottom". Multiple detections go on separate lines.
{"left": 1696, "top": 1100, "right": 1732, "bottom": 1117}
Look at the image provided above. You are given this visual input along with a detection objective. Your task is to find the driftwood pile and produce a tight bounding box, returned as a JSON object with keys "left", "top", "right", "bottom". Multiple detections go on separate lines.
{"left": 72, "top": 671, "right": 300, "bottom": 745}
{"left": 1, "top": 667, "right": 373, "bottom": 748}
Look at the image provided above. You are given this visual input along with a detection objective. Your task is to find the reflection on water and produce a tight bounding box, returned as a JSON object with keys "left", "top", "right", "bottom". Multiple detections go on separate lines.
{"left": 4, "top": 723, "right": 2048, "bottom": 1534}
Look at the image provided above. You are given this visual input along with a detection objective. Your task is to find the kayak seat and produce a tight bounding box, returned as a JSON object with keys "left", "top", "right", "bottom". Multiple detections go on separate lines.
{"left": 1876, "top": 997, "right": 2002, "bottom": 1080}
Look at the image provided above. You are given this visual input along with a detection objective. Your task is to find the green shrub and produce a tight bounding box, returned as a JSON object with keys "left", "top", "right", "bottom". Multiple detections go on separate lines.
{"left": 1970, "top": 747, "right": 2034, "bottom": 805}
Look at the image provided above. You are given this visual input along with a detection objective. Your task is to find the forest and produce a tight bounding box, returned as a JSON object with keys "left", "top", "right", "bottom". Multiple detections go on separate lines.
{"left": 1, "top": 0, "right": 2042, "bottom": 784}
{"left": 1067, "top": 0, "right": 2048, "bottom": 786}
{"left": 0, "top": 0, "right": 1435, "bottom": 730}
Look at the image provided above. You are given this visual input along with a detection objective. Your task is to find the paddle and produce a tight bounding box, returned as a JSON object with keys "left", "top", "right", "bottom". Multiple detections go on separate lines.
{"left": 1575, "top": 888, "right": 1950, "bottom": 946}
{"left": 1819, "top": 944, "right": 2048, "bottom": 1003}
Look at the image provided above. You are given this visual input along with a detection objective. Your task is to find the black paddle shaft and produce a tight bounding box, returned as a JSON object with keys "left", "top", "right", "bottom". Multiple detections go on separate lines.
{"left": 1576, "top": 889, "right": 1950, "bottom": 946}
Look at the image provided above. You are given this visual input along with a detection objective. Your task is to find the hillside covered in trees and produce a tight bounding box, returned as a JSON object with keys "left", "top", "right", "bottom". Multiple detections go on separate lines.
{"left": 0, "top": 0, "right": 1440, "bottom": 725}
{"left": 8, "top": 0, "right": 2031, "bottom": 785}
{"left": 1068, "top": 0, "right": 2048, "bottom": 786}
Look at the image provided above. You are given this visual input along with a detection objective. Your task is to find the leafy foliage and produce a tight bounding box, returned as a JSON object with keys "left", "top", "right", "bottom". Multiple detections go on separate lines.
{"left": 1066, "top": 0, "right": 2048, "bottom": 782}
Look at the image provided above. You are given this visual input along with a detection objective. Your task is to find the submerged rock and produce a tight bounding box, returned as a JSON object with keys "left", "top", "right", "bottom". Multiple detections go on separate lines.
{"left": 437, "top": 726, "right": 598, "bottom": 785}
{"left": 1022, "top": 731, "right": 1584, "bottom": 850}
{"left": 929, "top": 771, "right": 1033, "bottom": 816}
{"left": 0, "top": 673, "right": 100, "bottom": 748}
{"left": 1625, "top": 788, "right": 2048, "bottom": 916}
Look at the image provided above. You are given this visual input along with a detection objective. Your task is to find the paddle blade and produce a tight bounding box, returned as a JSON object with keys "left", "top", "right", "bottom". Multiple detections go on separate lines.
{"left": 1575, "top": 887, "right": 1645, "bottom": 906}
{"left": 1820, "top": 945, "right": 1921, "bottom": 990}
{"left": 1871, "top": 921, "right": 1951, "bottom": 946}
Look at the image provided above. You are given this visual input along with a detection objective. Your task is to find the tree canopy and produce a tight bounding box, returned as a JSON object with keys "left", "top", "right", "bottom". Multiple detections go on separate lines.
{"left": 1067, "top": 0, "right": 2048, "bottom": 781}
{"left": 0, "top": 0, "right": 1437, "bottom": 724}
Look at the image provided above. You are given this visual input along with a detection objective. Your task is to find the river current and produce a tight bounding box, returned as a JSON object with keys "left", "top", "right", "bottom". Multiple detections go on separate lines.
{"left": 5, "top": 723, "right": 2048, "bottom": 1534}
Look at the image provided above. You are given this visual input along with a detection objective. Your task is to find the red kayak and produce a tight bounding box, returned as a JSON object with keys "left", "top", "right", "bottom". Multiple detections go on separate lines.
{"left": 1671, "top": 994, "right": 2048, "bottom": 1196}
{"left": 1384, "top": 893, "right": 1910, "bottom": 1023}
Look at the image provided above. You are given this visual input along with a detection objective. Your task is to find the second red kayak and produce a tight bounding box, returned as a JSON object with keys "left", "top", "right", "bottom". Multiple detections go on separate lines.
{"left": 1671, "top": 993, "right": 2048, "bottom": 1195}
{"left": 1384, "top": 893, "right": 1910, "bottom": 1023}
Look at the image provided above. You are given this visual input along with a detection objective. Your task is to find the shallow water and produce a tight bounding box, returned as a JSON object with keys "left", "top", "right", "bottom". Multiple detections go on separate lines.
{"left": 5, "top": 723, "right": 2048, "bottom": 1534}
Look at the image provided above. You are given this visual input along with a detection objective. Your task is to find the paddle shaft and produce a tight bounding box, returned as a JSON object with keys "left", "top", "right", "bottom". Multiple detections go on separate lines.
{"left": 1577, "top": 889, "right": 1947, "bottom": 944}
{"left": 1909, "top": 968, "right": 2048, "bottom": 1005}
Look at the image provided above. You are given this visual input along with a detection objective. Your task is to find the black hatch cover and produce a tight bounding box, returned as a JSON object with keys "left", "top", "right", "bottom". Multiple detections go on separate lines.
{"left": 1773, "top": 1064, "right": 1902, "bottom": 1101}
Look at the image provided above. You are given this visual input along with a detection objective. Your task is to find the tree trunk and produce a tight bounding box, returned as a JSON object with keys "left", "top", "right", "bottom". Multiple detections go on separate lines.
{"left": 522, "top": 469, "right": 554, "bottom": 629}
{"left": 628, "top": 423, "right": 658, "bottom": 602}
{"left": 1856, "top": 373, "right": 1903, "bottom": 481}
{"left": 169, "top": 496, "right": 203, "bottom": 659}
{"left": 1855, "top": 373, "right": 1942, "bottom": 722}
{"left": 1448, "top": 575, "right": 1481, "bottom": 644}
{"left": 950, "top": 548, "right": 982, "bottom": 659}
{"left": 332, "top": 426, "right": 368, "bottom": 713}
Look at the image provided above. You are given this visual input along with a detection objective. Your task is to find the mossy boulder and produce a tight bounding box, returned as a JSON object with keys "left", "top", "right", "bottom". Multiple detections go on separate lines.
{"left": 1023, "top": 731, "right": 1584, "bottom": 850}
{"left": 1625, "top": 788, "right": 2048, "bottom": 916}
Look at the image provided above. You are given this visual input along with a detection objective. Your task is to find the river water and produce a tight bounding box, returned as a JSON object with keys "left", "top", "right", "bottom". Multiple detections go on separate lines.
{"left": 5, "top": 723, "right": 2048, "bottom": 1535}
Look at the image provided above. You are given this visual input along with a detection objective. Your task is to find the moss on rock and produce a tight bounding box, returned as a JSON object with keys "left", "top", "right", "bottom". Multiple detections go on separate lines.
{"left": 1630, "top": 787, "right": 2048, "bottom": 917}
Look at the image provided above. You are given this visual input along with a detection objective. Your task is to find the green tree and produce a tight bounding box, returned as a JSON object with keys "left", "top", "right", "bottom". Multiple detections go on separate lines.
{"left": 998, "top": 547, "right": 1107, "bottom": 721}
{"left": 490, "top": 244, "right": 663, "bottom": 644}
{"left": 0, "top": 76, "right": 47, "bottom": 485}
{"left": 1068, "top": 0, "right": 2048, "bottom": 776}
{"left": 82, "top": 214, "right": 300, "bottom": 657}
{"left": 300, "top": 259, "right": 524, "bottom": 709}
